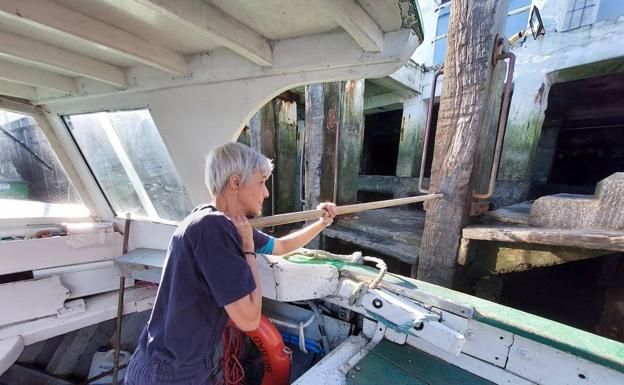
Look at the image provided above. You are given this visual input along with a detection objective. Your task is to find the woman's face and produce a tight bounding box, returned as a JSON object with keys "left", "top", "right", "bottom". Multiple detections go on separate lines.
{"left": 238, "top": 171, "right": 270, "bottom": 216}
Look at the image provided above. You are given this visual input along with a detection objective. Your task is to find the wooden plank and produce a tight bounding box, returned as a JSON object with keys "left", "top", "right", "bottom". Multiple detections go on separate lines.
{"left": 275, "top": 99, "right": 298, "bottom": 214}
{"left": 249, "top": 194, "right": 440, "bottom": 228}
{"left": 481, "top": 202, "right": 532, "bottom": 225}
{"left": 0, "top": 232, "right": 123, "bottom": 275}
{"left": 249, "top": 102, "right": 277, "bottom": 219}
{"left": 335, "top": 208, "right": 425, "bottom": 245}
{"left": 0, "top": 276, "right": 69, "bottom": 326}
{"left": 462, "top": 226, "right": 624, "bottom": 252}
{"left": 416, "top": 0, "right": 510, "bottom": 286}
{"left": 357, "top": 175, "right": 425, "bottom": 196}
{"left": 323, "top": 226, "right": 419, "bottom": 264}
{"left": 473, "top": 60, "right": 506, "bottom": 196}
{"left": 337, "top": 80, "right": 365, "bottom": 204}
{"left": 304, "top": 83, "right": 342, "bottom": 210}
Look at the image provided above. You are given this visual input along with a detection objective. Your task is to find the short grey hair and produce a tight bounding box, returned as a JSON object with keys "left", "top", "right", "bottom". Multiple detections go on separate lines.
{"left": 205, "top": 142, "right": 273, "bottom": 197}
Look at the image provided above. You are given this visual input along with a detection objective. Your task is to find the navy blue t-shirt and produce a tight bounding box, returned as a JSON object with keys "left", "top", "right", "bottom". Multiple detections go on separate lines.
{"left": 138, "top": 204, "right": 274, "bottom": 369}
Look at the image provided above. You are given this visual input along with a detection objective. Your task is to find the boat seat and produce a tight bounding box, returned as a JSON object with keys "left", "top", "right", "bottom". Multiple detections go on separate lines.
{"left": 257, "top": 253, "right": 340, "bottom": 302}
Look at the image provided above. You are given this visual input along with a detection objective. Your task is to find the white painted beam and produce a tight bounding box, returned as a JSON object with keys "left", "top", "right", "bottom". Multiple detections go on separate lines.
{"left": 0, "top": 276, "right": 69, "bottom": 326}
{"left": 0, "top": 60, "right": 77, "bottom": 94}
{"left": 0, "top": 0, "right": 190, "bottom": 75}
{"left": 0, "top": 286, "right": 156, "bottom": 346}
{"left": 0, "top": 79, "right": 37, "bottom": 100}
{"left": 135, "top": 0, "right": 273, "bottom": 66}
{"left": 0, "top": 32, "right": 126, "bottom": 87}
{"left": 0, "top": 336, "right": 23, "bottom": 376}
{"left": 0, "top": 232, "right": 123, "bottom": 275}
{"left": 311, "top": 0, "right": 384, "bottom": 52}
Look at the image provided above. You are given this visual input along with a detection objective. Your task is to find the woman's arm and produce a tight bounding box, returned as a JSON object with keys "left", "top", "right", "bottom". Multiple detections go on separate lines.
{"left": 272, "top": 203, "right": 337, "bottom": 255}
{"left": 225, "top": 216, "right": 262, "bottom": 331}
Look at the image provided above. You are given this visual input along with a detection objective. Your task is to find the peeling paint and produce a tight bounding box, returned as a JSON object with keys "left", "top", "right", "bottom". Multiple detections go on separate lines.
{"left": 398, "top": 0, "right": 424, "bottom": 41}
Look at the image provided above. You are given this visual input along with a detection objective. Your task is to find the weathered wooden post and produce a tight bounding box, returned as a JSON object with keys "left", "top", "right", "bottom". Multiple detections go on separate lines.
{"left": 304, "top": 83, "right": 341, "bottom": 211}
{"left": 249, "top": 103, "right": 276, "bottom": 218}
{"left": 415, "top": 0, "right": 510, "bottom": 287}
{"left": 337, "top": 80, "right": 365, "bottom": 205}
{"left": 275, "top": 97, "right": 298, "bottom": 214}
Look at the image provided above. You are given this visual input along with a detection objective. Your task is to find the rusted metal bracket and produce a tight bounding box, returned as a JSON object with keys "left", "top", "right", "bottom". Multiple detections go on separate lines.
{"left": 471, "top": 38, "right": 517, "bottom": 216}
{"left": 418, "top": 67, "right": 444, "bottom": 194}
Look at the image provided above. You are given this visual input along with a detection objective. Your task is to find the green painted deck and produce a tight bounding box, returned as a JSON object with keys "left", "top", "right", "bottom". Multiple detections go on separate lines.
{"left": 346, "top": 339, "right": 494, "bottom": 385}
{"left": 286, "top": 255, "right": 624, "bottom": 374}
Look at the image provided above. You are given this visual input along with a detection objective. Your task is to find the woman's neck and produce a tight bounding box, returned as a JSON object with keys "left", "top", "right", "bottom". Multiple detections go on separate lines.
{"left": 213, "top": 196, "right": 244, "bottom": 218}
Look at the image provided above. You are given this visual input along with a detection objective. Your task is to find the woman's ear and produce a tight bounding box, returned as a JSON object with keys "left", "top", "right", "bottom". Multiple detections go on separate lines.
{"left": 228, "top": 175, "right": 241, "bottom": 191}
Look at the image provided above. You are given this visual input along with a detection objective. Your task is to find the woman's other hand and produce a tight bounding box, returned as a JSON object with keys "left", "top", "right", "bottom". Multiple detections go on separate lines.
{"left": 317, "top": 202, "right": 338, "bottom": 227}
{"left": 232, "top": 215, "right": 254, "bottom": 251}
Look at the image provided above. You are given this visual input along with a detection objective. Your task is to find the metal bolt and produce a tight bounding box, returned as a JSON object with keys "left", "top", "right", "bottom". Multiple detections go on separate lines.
{"left": 355, "top": 366, "right": 361, "bottom": 371}
{"left": 465, "top": 329, "right": 477, "bottom": 341}
{"left": 351, "top": 374, "right": 356, "bottom": 379}
{"left": 518, "top": 347, "right": 535, "bottom": 361}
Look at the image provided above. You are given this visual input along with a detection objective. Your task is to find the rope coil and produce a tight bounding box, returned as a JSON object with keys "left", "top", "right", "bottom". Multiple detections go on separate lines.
{"left": 268, "top": 313, "right": 316, "bottom": 353}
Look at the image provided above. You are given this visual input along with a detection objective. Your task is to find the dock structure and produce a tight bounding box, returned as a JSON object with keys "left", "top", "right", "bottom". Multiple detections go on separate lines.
{"left": 235, "top": 0, "right": 624, "bottom": 342}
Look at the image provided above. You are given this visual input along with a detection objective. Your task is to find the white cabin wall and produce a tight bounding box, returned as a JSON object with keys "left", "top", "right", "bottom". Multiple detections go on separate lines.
{"left": 44, "top": 32, "right": 420, "bottom": 214}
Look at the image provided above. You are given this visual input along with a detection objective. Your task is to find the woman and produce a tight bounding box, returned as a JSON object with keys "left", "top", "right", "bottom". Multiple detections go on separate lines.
{"left": 125, "top": 142, "right": 337, "bottom": 385}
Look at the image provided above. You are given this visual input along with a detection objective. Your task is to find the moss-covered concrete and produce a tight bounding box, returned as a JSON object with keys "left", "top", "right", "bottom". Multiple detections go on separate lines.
{"left": 551, "top": 57, "right": 624, "bottom": 83}
{"left": 395, "top": 97, "right": 427, "bottom": 178}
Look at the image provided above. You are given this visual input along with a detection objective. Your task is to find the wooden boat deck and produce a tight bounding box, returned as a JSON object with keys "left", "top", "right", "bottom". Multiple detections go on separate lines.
{"left": 322, "top": 208, "right": 425, "bottom": 264}
{"left": 346, "top": 339, "right": 494, "bottom": 385}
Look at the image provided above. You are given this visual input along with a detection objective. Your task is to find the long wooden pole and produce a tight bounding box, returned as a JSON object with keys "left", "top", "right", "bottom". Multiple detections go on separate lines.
{"left": 249, "top": 193, "right": 442, "bottom": 228}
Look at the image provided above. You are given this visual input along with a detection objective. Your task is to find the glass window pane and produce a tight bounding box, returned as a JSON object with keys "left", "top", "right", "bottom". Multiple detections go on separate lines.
{"left": 433, "top": 38, "right": 447, "bottom": 65}
{"left": 0, "top": 110, "right": 87, "bottom": 218}
{"left": 64, "top": 109, "right": 193, "bottom": 222}
{"left": 569, "top": 9, "right": 582, "bottom": 29}
{"left": 596, "top": 0, "right": 624, "bottom": 21}
{"left": 580, "top": 4, "right": 595, "bottom": 26}
{"left": 435, "top": 11, "right": 450, "bottom": 37}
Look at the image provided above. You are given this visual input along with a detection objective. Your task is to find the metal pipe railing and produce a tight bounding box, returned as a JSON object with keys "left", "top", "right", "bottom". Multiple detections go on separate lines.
{"left": 473, "top": 51, "right": 516, "bottom": 199}
{"left": 418, "top": 67, "right": 444, "bottom": 194}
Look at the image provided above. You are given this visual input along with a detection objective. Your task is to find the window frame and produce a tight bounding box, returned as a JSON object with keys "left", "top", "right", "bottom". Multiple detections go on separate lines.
{"left": 61, "top": 107, "right": 188, "bottom": 225}
{"left": 432, "top": 1, "right": 534, "bottom": 65}
{"left": 563, "top": 0, "right": 599, "bottom": 31}
{"left": 0, "top": 102, "right": 94, "bottom": 228}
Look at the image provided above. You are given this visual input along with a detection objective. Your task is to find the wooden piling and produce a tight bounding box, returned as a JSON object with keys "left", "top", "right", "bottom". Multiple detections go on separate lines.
{"left": 337, "top": 80, "right": 365, "bottom": 205}
{"left": 415, "top": 0, "right": 510, "bottom": 287}
{"left": 275, "top": 99, "right": 298, "bottom": 214}
{"left": 249, "top": 103, "right": 277, "bottom": 218}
